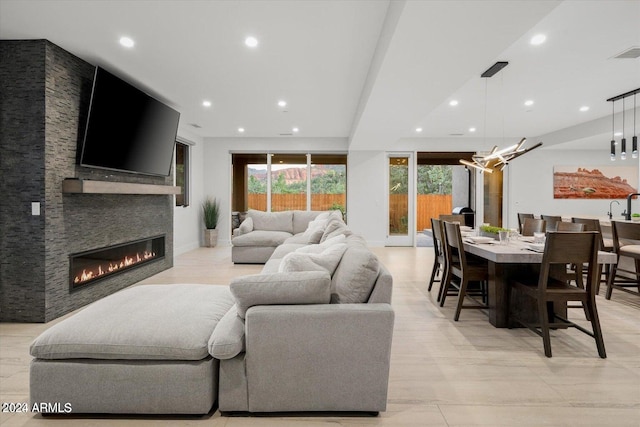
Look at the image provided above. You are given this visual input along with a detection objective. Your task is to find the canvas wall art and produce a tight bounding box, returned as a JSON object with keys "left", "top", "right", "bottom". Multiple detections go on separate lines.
{"left": 553, "top": 166, "right": 638, "bottom": 199}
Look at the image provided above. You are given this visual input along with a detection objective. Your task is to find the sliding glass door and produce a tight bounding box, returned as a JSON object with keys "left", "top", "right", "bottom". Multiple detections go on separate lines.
{"left": 386, "top": 153, "right": 414, "bottom": 246}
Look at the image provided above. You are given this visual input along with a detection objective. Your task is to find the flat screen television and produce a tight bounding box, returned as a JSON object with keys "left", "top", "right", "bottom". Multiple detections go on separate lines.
{"left": 80, "top": 67, "right": 180, "bottom": 177}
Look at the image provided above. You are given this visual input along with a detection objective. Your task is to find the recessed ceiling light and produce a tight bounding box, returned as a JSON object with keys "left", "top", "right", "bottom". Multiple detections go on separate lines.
{"left": 292, "top": 127, "right": 299, "bottom": 133}
{"left": 524, "top": 100, "right": 534, "bottom": 106}
{"left": 579, "top": 106, "right": 589, "bottom": 112}
{"left": 238, "top": 127, "right": 245, "bottom": 133}
{"left": 278, "top": 100, "right": 287, "bottom": 107}
{"left": 449, "top": 100, "right": 459, "bottom": 107}
{"left": 245, "top": 36, "right": 258, "bottom": 48}
{"left": 202, "top": 100, "right": 212, "bottom": 108}
{"left": 119, "top": 36, "right": 134, "bottom": 48}
{"left": 530, "top": 34, "right": 546, "bottom": 46}
{"left": 415, "top": 127, "right": 423, "bottom": 133}
{"left": 469, "top": 127, "right": 476, "bottom": 132}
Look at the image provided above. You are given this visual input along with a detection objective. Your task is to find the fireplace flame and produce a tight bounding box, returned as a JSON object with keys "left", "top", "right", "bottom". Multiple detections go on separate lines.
{"left": 73, "top": 250, "right": 156, "bottom": 284}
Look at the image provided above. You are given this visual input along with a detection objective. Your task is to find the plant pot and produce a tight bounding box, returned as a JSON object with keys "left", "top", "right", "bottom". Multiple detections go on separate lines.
{"left": 632, "top": 217, "right": 640, "bottom": 222}
{"left": 204, "top": 229, "right": 218, "bottom": 247}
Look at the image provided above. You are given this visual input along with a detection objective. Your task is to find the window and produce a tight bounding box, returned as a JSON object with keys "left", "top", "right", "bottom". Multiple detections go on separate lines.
{"left": 232, "top": 153, "right": 347, "bottom": 216}
{"left": 175, "top": 141, "right": 189, "bottom": 207}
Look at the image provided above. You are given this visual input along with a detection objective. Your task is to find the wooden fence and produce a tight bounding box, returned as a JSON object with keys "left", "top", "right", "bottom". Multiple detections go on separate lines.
{"left": 249, "top": 193, "right": 451, "bottom": 231}
{"left": 248, "top": 193, "right": 346, "bottom": 212}
{"left": 389, "top": 194, "right": 453, "bottom": 232}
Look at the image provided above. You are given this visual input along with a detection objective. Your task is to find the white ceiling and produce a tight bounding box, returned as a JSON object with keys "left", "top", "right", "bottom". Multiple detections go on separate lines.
{"left": 1, "top": 0, "right": 639, "bottom": 152}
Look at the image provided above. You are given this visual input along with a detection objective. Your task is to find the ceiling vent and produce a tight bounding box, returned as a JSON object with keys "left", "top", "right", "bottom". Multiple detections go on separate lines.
{"left": 279, "top": 133, "right": 293, "bottom": 136}
{"left": 189, "top": 123, "right": 202, "bottom": 128}
{"left": 613, "top": 47, "right": 640, "bottom": 59}
{"left": 449, "top": 133, "right": 464, "bottom": 136}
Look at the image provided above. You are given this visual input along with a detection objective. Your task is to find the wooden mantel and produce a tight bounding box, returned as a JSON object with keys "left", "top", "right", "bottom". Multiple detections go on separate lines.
{"left": 62, "top": 179, "right": 181, "bottom": 195}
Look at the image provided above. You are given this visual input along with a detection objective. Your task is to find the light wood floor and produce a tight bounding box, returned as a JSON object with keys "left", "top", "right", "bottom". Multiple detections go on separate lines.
{"left": 1, "top": 246, "right": 639, "bottom": 426}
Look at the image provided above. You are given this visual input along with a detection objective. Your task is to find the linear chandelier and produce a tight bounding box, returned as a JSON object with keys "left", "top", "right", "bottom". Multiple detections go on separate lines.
{"left": 460, "top": 138, "right": 543, "bottom": 173}
{"left": 460, "top": 61, "right": 542, "bottom": 173}
{"left": 608, "top": 87, "right": 639, "bottom": 161}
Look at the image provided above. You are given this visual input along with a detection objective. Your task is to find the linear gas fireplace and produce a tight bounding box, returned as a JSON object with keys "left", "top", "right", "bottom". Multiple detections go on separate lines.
{"left": 70, "top": 235, "right": 165, "bottom": 291}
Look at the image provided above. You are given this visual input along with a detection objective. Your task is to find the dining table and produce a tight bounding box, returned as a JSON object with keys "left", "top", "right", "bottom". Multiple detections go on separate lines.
{"left": 462, "top": 234, "right": 618, "bottom": 328}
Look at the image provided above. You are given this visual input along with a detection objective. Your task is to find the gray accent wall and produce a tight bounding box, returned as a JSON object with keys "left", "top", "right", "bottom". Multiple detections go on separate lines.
{"left": 0, "top": 40, "right": 174, "bottom": 322}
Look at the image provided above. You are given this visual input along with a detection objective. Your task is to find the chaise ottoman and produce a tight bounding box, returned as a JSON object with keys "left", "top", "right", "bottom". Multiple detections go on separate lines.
{"left": 29, "top": 284, "right": 234, "bottom": 415}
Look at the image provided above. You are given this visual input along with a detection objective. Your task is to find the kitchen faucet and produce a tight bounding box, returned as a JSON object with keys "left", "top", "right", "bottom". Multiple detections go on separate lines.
{"left": 608, "top": 200, "right": 620, "bottom": 219}
{"left": 625, "top": 193, "right": 640, "bottom": 220}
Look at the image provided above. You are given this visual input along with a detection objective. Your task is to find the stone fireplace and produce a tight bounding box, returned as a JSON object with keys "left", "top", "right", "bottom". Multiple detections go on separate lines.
{"left": 0, "top": 40, "right": 174, "bottom": 322}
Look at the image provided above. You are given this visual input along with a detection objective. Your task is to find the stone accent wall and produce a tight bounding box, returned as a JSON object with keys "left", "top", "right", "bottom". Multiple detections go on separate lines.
{"left": 0, "top": 40, "right": 174, "bottom": 322}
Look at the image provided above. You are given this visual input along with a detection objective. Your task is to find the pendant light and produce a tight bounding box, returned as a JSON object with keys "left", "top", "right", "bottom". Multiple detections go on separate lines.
{"left": 633, "top": 93, "right": 638, "bottom": 159}
{"left": 621, "top": 97, "right": 627, "bottom": 160}
{"left": 610, "top": 100, "right": 616, "bottom": 161}
{"left": 607, "top": 88, "right": 640, "bottom": 161}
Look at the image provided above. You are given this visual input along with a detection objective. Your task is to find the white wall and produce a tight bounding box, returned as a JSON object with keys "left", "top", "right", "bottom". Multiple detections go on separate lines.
{"left": 173, "top": 128, "right": 205, "bottom": 256}
{"left": 506, "top": 147, "right": 640, "bottom": 230}
{"left": 202, "top": 137, "right": 349, "bottom": 245}
{"left": 346, "top": 150, "right": 388, "bottom": 246}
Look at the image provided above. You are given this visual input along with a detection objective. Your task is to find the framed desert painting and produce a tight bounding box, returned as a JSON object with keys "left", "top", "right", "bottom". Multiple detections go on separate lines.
{"left": 553, "top": 166, "right": 638, "bottom": 199}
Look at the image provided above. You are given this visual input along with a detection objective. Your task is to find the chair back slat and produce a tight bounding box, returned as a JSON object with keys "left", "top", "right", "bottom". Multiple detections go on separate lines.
{"left": 556, "top": 222, "right": 584, "bottom": 232}
{"left": 517, "top": 213, "right": 534, "bottom": 234}
{"left": 541, "top": 215, "right": 562, "bottom": 232}
{"left": 439, "top": 214, "right": 465, "bottom": 224}
{"left": 443, "top": 221, "right": 466, "bottom": 273}
{"left": 522, "top": 218, "right": 546, "bottom": 236}
{"left": 539, "top": 232, "right": 599, "bottom": 293}
{"left": 572, "top": 217, "right": 605, "bottom": 250}
{"left": 431, "top": 218, "right": 443, "bottom": 257}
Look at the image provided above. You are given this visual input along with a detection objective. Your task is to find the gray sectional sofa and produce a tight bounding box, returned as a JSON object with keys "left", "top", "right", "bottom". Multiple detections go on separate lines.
{"left": 231, "top": 209, "right": 343, "bottom": 263}
{"left": 29, "top": 211, "right": 394, "bottom": 416}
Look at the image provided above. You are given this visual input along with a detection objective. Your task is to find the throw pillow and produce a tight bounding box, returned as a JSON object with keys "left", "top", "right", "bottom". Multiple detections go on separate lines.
{"left": 296, "top": 234, "right": 346, "bottom": 254}
{"left": 208, "top": 305, "right": 245, "bottom": 359}
{"left": 320, "top": 218, "right": 348, "bottom": 243}
{"left": 230, "top": 271, "right": 331, "bottom": 318}
{"left": 302, "top": 218, "right": 328, "bottom": 244}
{"left": 238, "top": 217, "right": 253, "bottom": 234}
{"left": 279, "top": 243, "right": 347, "bottom": 275}
{"left": 331, "top": 246, "right": 380, "bottom": 303}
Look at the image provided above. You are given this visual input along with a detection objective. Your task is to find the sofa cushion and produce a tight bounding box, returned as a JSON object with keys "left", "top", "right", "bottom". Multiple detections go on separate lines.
{"left": 301, "top": 218, "right": 328, "bottom": 244}
{"left": 30, "top": 284, "right": 234, "bottom": 360}
{"left": 270, "top": 243, "right": 306, "bottom": 260}
{"left": 331, "top": 246, "right": 380, "bottom": 303}
{"left": 283, "top": 233, "right": 310, "bottom": 245}
{"left": 296, "top": 234, "right": 346, "bottom": 254}
{"left": 320, "top": 218, "right": 350, "bottom": 242}
{"left": 208, "top": 304, "right": 245, "bottom": 360}
{"left": 232, "top": 230, "right": 292, "bottom": 247}
{"left": 248, "top": 209, "right": 293, "bottom": 233}
{"left": 292, "top": 210, "right": 324, "bottom": 234}
{"left": 238, "top": 217, "right": 253, "bottom": 234}
{"left": 278, "top": 243, "right": 347, "bottom": 275}
{"left": 261, "top": 258, "right": 282, "bottom": 274}
{"left": 230, "top": 271, "right": 331, "bottom": 318}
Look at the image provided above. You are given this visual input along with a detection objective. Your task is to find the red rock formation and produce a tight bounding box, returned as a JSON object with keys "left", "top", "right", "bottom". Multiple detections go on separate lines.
{"left": 554, "top": 168, "right": 636, "bottom": 199}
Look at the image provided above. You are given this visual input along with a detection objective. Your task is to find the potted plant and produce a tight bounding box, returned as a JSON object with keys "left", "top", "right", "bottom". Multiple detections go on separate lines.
{"left": 202, "top": 197, "right": 220, "bottom": 247}
{"left": 479, "top": 224, "right": 509, "bottom": 239}
{"left": 632, "top": 213, "right": 640, "bottom": 222}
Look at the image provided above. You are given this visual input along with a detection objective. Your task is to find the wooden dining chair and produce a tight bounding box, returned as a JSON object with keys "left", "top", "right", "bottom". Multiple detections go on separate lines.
{"left": 508, "top": 231, "right": 606, "bottom": 358}
{"left": 428, "top": 218, "right": 445, "bottom": 293}
{"left": 572, "top": 217, "right": 614, "bottom": 288}
{"left": 521, "top": 218, "right": 546, "bottom": 236}
{"left": 441, "top": 221, "right": 489, "bottom": 321}
{"left": 517, "top": 213, "right": 534, "bottom": 234}
{"left": 606, "top": 221, "right": 640, "bottom": 299}
{"left": 541, "top": 215, "right": 562, "bottom": 231}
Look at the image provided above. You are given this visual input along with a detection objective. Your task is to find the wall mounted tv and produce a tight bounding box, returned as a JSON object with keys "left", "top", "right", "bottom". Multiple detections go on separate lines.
{"left": 80, "top": 66, "right": 180, "bottom": 177}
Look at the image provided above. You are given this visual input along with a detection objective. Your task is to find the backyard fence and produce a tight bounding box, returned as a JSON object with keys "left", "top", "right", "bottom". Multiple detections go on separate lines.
{"left": 248, "top": 193, "right": 451, "bottom": 231}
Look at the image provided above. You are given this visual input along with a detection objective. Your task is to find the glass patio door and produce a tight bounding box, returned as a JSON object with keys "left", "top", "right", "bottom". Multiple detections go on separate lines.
{"left": 386, "top": 153, "right": 414, "bottom": 246}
